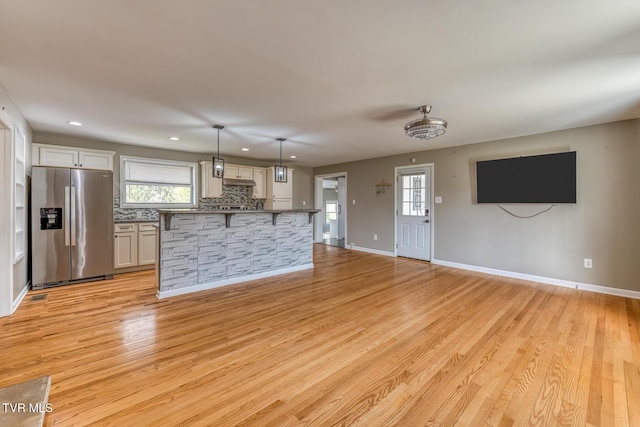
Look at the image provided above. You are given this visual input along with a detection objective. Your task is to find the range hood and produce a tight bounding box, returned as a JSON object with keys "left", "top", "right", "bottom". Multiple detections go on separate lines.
{"left": 222, "top": 178, "right": 256, "bottom": 187}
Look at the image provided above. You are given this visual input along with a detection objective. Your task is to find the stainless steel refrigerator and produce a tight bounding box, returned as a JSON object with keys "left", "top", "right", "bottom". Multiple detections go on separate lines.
{"left": 31, "top": 166, "right": 114, "bottom": 289}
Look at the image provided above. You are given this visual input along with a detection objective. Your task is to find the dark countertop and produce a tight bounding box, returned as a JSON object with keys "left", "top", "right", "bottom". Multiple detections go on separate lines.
{"left": 114, "top": 219, "right": 160, "bottom": 223}
{"left": 157, "top": 209, "right": 320, "bottom": 214}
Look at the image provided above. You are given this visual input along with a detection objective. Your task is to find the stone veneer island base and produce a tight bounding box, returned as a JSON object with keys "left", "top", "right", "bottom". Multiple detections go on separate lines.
{"left": 156, "top": 209, "right": 319, "bottom": 298}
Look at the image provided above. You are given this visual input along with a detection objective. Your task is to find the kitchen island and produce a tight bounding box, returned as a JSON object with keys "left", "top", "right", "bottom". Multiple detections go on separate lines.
{"left": 156, "top": 209, "right": 319, "bottom": 298}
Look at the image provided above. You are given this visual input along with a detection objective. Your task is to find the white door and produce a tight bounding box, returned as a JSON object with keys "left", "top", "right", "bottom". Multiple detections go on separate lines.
{"left": 396, "top": 166, "right": 431, "bottom": 261}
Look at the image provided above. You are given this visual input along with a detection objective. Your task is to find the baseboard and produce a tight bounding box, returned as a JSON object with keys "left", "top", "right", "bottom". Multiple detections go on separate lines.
{"left": 12, "top": 281, "right": 30, "bottom": 313}
{"left": 115, "top": 264, "right": 155, "bottom": 274}
{"left": 350, "top": 245, "right": 395, "bottom": 257}
{"left": 431, "top": 259, "right": 640, "bottom": 300}
{"left": 157, "top": 263, "right": 315, "bottom": 299}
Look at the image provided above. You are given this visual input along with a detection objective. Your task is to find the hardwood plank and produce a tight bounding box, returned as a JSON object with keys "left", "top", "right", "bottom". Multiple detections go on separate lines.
{"left": 0, "top": 244, "right": 638, "bottom": 426}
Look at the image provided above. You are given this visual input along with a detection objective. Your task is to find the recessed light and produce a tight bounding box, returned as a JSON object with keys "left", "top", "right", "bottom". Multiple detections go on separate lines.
{"left": 241, "top": 148, "right": 249, "bottom": 152}
{"left": 289, "top": 155, "right": 297, "bottom": 159}
{"left": 67, "top": 121, "right": 82, "bottom": 126}
{"left": 169, "top": 136, "right": 180, "bottom": 141}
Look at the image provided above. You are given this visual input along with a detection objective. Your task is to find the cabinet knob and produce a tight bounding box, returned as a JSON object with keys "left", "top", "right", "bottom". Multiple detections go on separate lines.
{"left": 74, "top": 163, "right": 78, "bottom": 166}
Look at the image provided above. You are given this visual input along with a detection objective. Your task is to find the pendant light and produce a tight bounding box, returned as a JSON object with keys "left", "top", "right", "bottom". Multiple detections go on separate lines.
{"left": 212, "top": 124, "right": 225, "bottom": 178}
{"left": 274, "top": 138, "right": 287, "bottom": 182}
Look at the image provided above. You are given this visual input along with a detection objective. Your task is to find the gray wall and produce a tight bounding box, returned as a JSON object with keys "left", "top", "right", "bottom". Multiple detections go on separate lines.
{"left": 34, "top": 132, "right": 314, "bottom": 207}
{"left": 314, "top": 119, "right": 640, "bottom": 292}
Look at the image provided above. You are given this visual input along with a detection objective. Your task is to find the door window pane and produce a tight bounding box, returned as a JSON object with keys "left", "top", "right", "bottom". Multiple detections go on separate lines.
{"left": 401, "top": 173, "right": 425, "bottom": 216}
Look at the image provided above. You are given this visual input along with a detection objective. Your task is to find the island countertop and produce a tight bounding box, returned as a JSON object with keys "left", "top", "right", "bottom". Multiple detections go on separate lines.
{"left": 157, "top": 208, "right": 320, "bottom": 214}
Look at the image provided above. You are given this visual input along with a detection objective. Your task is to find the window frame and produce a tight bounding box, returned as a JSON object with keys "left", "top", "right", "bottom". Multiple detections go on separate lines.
{"left": 120, "top": 156, "right": 198, "bottom": 208}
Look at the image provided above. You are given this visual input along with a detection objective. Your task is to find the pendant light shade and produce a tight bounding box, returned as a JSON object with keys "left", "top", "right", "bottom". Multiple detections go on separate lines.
{"left": 274, "top": 138, "right": 287, "bottom": 183}
{"left": 212, "top": 124, "right": 225, "bottom": 178}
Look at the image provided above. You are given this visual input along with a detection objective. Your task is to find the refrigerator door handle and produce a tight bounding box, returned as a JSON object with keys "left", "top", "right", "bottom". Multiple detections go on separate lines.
{"left": 70, "top": 186, "right": 77, "bottom": 246}
{"left": 64, "top": 186, "right": 71, "bottom": 246}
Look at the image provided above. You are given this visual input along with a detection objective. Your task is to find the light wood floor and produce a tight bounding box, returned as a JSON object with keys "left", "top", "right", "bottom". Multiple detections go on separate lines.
{"left": 1, "top": 245, "right": 639, "bottom": 426}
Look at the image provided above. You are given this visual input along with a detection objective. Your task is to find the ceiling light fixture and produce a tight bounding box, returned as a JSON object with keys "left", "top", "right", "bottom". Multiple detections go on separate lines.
{"left": 404, "top": 105, "right": 447, "bottom": 140}
{"left": 169, "top": 136, "right": 180, "bottom": 141}
{"left": 67, "top": 121, "right": 83, "bottom": 126}
{"left": 274, "top": 138, "right": 287, "bottom": 183}
{"left": 241, "top": 147, "right": 249, "bottom": 152}
{"left": 212, "top": 124, "right": 225, "bottom": 178}
{"left": 289, "top": 155, "right": 296, "bottom": 159}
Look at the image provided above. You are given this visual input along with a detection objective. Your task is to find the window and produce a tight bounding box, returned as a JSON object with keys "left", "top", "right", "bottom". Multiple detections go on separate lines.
{"left": 401, "top": 173, "right": 426, "bottom": 216}
{"left": 325, "top": 201, "right": 337, "bottom": 223}
{"left": 120, "top": 156, "right": 198, "bottom": 208}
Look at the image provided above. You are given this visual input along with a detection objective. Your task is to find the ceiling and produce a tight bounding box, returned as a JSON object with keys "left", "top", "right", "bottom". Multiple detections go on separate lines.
{"left": 1, "top": 1, "right": 639, "bottom": 167}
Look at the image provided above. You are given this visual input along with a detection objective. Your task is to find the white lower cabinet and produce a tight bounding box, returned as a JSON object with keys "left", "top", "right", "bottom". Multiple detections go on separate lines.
{"left": 138, "top": 224, "right": 157, "bottom": 265}
{"left": 114, "top": 222, "right": 157, "bottom": 269}
{"left": 114, "top": 224, "right": 138, "bottom": 268}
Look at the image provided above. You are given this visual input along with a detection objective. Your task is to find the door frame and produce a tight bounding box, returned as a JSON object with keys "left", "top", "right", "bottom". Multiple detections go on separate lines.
{"left": 0, "top": 112, "right": 13, "bottom": 316}
{"left": 314, "top": 172, "right": 347, "bottom": 244}
{"left": 394, "top": 163, "right": 435, "bottom": 260}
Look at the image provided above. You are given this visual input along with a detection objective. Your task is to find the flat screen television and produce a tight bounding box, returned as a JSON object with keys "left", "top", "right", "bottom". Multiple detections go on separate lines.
{"left": 476, "top": 151, "right": 576, "bottom": 204}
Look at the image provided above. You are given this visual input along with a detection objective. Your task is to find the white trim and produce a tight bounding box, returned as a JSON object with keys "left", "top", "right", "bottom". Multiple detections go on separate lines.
{"left": 0, "top": 114, "right": 13, "bottom": 316}
{"left": 350, "top": 245, "right": 395, "bottom": 257}
{"left": 394, "top": 163, "right": 435, "bottom": 261}
{"left": 431, "top": 258, "right": 640, "bottom": 300}
{"left": 11, "top": 281, "right": 29, "bottom": 312}
{"left": 157, "top": 263, "right": 314, "bottom": 299}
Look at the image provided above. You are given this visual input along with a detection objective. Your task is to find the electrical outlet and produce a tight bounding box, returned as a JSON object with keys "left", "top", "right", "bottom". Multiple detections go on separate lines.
{"left": 373, "top": 234, "right": 377, "bottom": 240}
{"left": 584, "top": 258, "right": 592, "bottom": 268}
{"left": 136, "top": 211, "right": 143, "bottom": 219}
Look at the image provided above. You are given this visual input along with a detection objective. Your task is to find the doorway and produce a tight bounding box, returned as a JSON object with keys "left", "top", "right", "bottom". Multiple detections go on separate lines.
{"left": 314, "top": 173, "right": 347, "bottom": 248}
{"left": 395, "top": 164, "right": 433, "bottom": 261}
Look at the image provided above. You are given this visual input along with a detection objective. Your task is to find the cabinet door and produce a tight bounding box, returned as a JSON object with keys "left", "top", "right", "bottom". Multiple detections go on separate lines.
{"left": 200, "top": 161, "right": 223, "bottom": 198}
{"left": 252, "top": 168, "right": 266, "bottom": 199}
{"left": 40, "top": 146, "right": 79, "bottom": 168}
{"left": 78, "top": 150, "right": 113, "bottom": 171}
{"left": 138, "top": 230, "right": 157, "bottom": 265}
{"left": 114, "top": 231, "right": 138, "bottom": 268}
{"left": 267, "top": 167, "right": 293, "bottom": 199}
{"left": 225, "top": 165, "right": 239, "bottom": 178}
{"left": 238, "top": 166, "right": 253, "bottom": 179}
{"left": 267, "top": 198, "right": 293, "bottom": 210}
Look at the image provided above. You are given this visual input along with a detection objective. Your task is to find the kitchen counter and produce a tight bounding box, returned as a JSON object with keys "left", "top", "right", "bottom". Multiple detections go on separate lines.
{"left": 156, "top": 210, "right": 318, "bottom": 298}
{"left": 114, "top": 218, "right": 159, "bottom": 223}
{"left": 156, "top": 208, "right": 320, "bottom": 214}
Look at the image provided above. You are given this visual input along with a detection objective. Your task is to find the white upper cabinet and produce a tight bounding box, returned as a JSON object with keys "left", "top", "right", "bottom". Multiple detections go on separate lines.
{"left": 34, "top": 144, "right": 115, "bottom": 171}
{"left": 251, "top": 167, "right": 266, "bottom": 199}
{"left": 266, "top": 167, "right": 293, "bottom": 199}
{"left": 200, "top": 161, "right": 223, "bottom": 198}
{"left": 225, "top": 164, "right": 254, "bottom": 179}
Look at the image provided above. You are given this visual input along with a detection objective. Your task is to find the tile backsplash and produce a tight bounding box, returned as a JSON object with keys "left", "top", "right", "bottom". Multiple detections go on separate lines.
{"left": 113, "top": 186, "right": 266, "bottom": 221}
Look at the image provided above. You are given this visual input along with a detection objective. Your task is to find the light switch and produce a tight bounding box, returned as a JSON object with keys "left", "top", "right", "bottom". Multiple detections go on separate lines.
{"left": 435, "top": 196, "right": 442, "bottom": 204}
{"left": 352, "top": 199, "right": 356, "bottom": 204}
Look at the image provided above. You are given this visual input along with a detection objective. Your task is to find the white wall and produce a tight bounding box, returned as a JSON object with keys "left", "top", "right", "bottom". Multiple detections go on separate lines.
{"left": 0, "top": 83, "right": 33, "bottom": 317}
